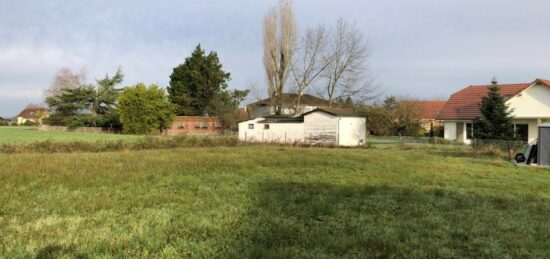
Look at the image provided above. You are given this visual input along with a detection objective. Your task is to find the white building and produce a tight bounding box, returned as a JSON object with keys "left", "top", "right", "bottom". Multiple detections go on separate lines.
{"left": 438, "top": 79, "right": 550, "bottom": 144}
{"left": 238, "top": 108, "right": 367, "bottom": 146}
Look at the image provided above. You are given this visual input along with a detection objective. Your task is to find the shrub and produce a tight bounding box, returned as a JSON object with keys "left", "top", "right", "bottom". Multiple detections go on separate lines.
{"left": 23, "top": 120, "right": 37, "bottom": 126}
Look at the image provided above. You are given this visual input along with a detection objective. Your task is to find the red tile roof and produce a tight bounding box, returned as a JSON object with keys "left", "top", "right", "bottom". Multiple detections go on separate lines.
{"left": 535, "top": 78, "right": 550, "bottom": 87}
{"left": 401, "top": 100, "right": 447, "bottom": 120}
{"left": 437, "top": 83, "right": 530, "bottom": 120}
{"left": 15, "top": 107, "right": 50, "bottom": 119}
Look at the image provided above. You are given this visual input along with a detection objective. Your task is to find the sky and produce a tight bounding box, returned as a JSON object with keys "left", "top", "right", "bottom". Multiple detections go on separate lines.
{"left": 1, "top": 0, "right": 550, "bottom": 117}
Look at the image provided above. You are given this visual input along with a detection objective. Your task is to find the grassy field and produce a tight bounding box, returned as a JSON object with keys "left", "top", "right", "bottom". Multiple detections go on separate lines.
{"left": 1, "top": 146, "right": 549, "bottom": 258}
{"left": 0, "top": 127, "right": 141, "bottom": 144}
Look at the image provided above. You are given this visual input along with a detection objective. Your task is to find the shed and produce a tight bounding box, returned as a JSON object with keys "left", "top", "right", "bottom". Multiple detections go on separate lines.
{"left": 238, "top": 108, "right": 366, "bottom": 146}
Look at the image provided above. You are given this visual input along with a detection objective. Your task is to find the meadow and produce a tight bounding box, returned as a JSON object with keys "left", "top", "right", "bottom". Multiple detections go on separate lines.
{"left": 1, "top": 144, "right": 549, "bottom": 258}
{"left": 0, "top": 126, "right": 140, "bottom": 144}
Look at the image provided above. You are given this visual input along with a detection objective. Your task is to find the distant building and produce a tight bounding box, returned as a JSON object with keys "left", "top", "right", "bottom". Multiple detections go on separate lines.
{"left": 164, "top": 116, "right": 224, "bottom": 136}
{"left": 246, "top": 93, "right": 333, "bottom": 118}
{"left": 239, "top": 108, "right": 367, "bottom": 146}
{"left": 14, "top": 106, "right": 50, "bottom": 125}
{"left": 405, "top": 100, "right": 446, "bottom": 136}
{"left": 438, "top": 79, "right": 550, "bottom": 144}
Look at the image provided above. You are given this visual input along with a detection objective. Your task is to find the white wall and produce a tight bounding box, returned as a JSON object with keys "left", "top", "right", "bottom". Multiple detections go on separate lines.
{"left": 444, "top": 121, "right": 457, "bottom": 140}
{"left": 508, "top": 84, "right": 550, "bottom": 119}
{"left": 239, "top": 111, "right": 366, "bottom": 146}
{"left": 338, "top": 117, "right": 367, "bottom": 146}
{"left": 239, "top": 118, "right": 262, "bottom": 142}
{"left": 261, "top": 122, "right": 304, "bottom": 143}
{"left": 238, "top": 118, "right": 304, "bottom": 143}
{"left": 443, "top": 121, "right": 473, "bottom": 144}
{"left": 512, "top": 119, "right": 539, "bottom": 143}
{"left": 304, "top": 112, "right": 338, "bottom": 145}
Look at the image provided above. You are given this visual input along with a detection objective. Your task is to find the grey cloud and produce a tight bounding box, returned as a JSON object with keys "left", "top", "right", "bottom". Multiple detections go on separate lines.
{"left": 1, "top": 0, "right": 549, "bottom": 116}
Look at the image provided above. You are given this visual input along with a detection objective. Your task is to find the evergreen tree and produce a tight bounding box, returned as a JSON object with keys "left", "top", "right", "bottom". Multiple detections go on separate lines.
{"left": 168, "top": 44, "right": 234, "bottom": 116}
{"left": 94, "top": 68, "right": 124, "bottom": 116}
{"left": 473, "top": 78, "right": 514, "bottom": 140}
{"left": 45, "top": 69, "right": 124, "bottom": 128}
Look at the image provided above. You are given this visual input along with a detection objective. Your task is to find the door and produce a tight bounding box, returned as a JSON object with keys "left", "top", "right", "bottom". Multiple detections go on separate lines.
{"left": 456, "top": 122, "right": 464, "bottom": 143}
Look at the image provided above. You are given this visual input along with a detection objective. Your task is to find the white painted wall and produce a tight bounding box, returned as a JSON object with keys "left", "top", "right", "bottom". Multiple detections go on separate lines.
{"left": 304, "top": 111, "right": 338, "bottom": 145}
{"left": 444, "top": 121, "right": 457, "bottom": 140}
{"left": 239, "top": 111, "right": 367, "bottom": 146}
{"left": 239, "top": 118, "right": 262, "bottom": 142}
{"left": 512, "top": 119, "right": 539, "bottom": 143}
{"left": 508, "top": 84, "right": 550, "bottom": 119}
{"left": 338, "top": 117, "right": 367, "bottom": 146}
{"left": 443, "top": 121, "right": 473, "bottom": 144}
{"left": 261, "top": 122, "right": 304, "bottom": 143}
{"left": 238, "top": 118, "right": 304, "bottom": 143}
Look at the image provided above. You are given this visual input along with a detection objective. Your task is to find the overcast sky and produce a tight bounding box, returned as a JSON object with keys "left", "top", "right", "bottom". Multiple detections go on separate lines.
{"left": 1, "top": 0, "right": 549, "bottom": 117}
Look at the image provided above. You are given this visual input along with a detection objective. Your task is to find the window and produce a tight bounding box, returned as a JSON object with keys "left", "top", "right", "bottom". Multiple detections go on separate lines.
{"left": 264, "top": 124, "right": 270, "bottom": 130}
{"left": 515, "top": 124, "right": 528, "bottom": 142}
{"left": 194, "top": 122, "right": 208, "bottom": 129}
{"left": 178, "top": 122, "right": 185, "bottom": 129}
{"left": 214, "top": 122, "right": 223, "bottom": 128}
{"left": 248, "top": 124, "right": 254, "bottom": 129}
{"left": 466, "top": 123, "right": 473, "bottom": 140}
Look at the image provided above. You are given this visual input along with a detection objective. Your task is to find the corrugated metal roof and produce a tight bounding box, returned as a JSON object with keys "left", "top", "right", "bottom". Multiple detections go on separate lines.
{"left": 301, "top": 107, "right": 366, "bottom": 117}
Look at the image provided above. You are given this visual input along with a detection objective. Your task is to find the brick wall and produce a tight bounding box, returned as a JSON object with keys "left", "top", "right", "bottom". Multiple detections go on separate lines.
{"left": 165, "top": 116, "right": 224, "bottom": 136}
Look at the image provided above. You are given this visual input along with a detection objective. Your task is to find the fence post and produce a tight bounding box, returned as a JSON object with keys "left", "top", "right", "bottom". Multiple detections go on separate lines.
{"left": 262, "top": 132, "right": 264, "bottom": 143}
{"left": 285, "top": 132, "right": 287, "bottom": 145}
{"left": 245, "top": 131, "right": 247, "bottom": 143}
{"left": 506, "top": 139, "right": 512, "bottom": 161}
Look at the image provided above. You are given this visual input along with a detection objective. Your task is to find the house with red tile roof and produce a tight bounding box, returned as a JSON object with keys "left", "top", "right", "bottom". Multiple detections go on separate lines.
{"left": 437, "top": 79, "right": 550, "bottom": 144}
{"left": 14, "top": 105, "right": 50, "bottom": 125}
{"left": 401, "top": 100, "right": 446, "bottom": 136}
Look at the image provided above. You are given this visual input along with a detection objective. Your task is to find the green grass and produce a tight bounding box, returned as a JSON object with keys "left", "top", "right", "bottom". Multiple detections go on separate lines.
{"left": 1, "top": 146, "right": 549, "bottom": 258}
{"left": 0, "top": 126, "right": 141, "bottom": 144}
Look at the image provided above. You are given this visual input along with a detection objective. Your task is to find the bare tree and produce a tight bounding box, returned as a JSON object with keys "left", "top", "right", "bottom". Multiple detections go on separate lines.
{"left": 322, "top": 19, "right": 373, "bottom": 107}
{"left": 246, "top": 81, "right": 266, "bottom": 103}
{"left": 290, "top": 25, "right": 330, "bottom": 114}
{"left": 44, "top": 67, "right": 87, "bottom": 99}
{"left": 263, "top": 0, "right": 297, "bottom": 115}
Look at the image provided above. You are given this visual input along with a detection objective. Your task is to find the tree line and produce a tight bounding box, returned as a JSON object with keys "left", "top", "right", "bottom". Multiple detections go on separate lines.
{"left": 42, "top": 45, "right": 247, "bottom": 134}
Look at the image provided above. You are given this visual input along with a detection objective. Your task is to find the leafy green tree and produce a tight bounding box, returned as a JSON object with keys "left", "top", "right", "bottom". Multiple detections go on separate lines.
{"left": 168, "top": 44, "right": 235, "bottom": 116}
{"left": 118, "top": 83, "right": 176, "bottom": 134}
{"left": 473, "top": 79, "right": 514, "bottom": 140}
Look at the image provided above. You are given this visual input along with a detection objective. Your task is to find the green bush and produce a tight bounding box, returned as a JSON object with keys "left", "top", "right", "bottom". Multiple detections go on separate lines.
{"left": 23, "top": 120, "right": 37, "bottom": 126}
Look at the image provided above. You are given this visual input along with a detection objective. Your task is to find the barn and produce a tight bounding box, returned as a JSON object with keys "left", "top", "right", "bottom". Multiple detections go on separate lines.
{"left": 238, "top": 108, "right": 366, "bottom": 146}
